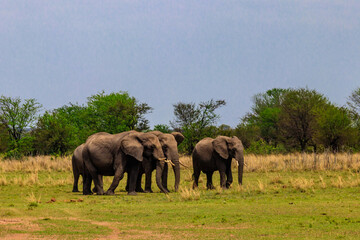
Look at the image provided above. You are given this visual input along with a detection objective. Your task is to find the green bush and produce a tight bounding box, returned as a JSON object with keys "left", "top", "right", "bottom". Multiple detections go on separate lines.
{"left": 246, "top": 140, "right": 287, "bottom": 155}
{"left": 3, "top": 135, "right": 35, "bottom": 159}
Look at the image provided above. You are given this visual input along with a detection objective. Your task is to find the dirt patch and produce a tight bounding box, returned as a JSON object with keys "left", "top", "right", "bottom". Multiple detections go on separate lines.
{"left": 116, "top": 229, "right": 175, "bottom": 240}
{"left": 0, "top": 233, "right": 30, "bottom": 240}
{"left": 91, "top": 221, "right": 121, "bottom": 239}
{"left": 0, "top": 218, "right": 41, "bottom": 240}
{"left": 0, "top": 219, "right": 22, "bottom": 225}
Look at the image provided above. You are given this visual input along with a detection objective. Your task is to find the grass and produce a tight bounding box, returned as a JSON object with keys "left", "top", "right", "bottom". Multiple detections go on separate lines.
{"left": 1, "top": 154, "right": 360, "bottom": 239}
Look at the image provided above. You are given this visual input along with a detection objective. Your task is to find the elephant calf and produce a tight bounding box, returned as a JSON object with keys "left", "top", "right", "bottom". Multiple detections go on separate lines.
{"left": 72, "top": 143, "right": 85, "bottom": 192}
{"left": 72, "top": 143, "right": 103, "bottom": 193}
{"left": 192, "top": 136, "right": 244, "bottom": 189}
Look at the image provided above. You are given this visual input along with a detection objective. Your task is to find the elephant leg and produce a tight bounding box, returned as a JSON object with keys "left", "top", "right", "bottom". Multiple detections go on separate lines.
{"left": 226, "top": 161, "right": 233, "bottom": 188}
{"left": 83, "top": 161, "right": 104, "bottom": 195}
{"left": 128, "top": 161, "right": 140, "bottom": 195}
{"left": 125, "top": 173, "right": 130, "bottom": 192}
{"left": 83, "top": 168, "right": 93, "bottom": 195}
{"left": 193, "top": 168, "right": 201, "bottom": 189}
{"left": 136, "top": 172, "right": 145, "bottom": 192}
{"left": 144, "top": 170, "right": 153, "bottom": 193}
{"left": 106, "top": 168, "right": 125, "bottom": 195}
{"left": 72, "top": 172, "right": 80, "bottom": 192}
{"left": 93, "top": 175, "right": 103, "bottom": 193}
{"left": 143, "top": 161, "right": 153, "bottom": 193}
{"left": 161, "top": 163, "right": 169, "bottom": 192}
{"left": 206, "top": 172, "right": 215, "bottom": 190}
{"left": 219, "top": 171, "right": 227, "bottom": 189}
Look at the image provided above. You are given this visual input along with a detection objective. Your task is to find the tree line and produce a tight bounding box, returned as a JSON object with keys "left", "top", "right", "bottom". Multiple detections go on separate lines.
{"left": 0, "top": 87, "right": 359, "bottom": 158}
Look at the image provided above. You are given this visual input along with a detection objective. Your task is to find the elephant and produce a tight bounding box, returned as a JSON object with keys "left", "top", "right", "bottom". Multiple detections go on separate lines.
{"left": 192, "top": 136, "right": 244, "bottom": 189}
{"left": 82, "top": 131, "right": 167, "bottom": 195}
{"left": 71, "top": 132, "right": 110, "bottom": 193}
{"left": 128, "top": 131, "right": 184, "bottom": 193}
{"left": 71, "top": 143, "right": 85, "bottom": 192}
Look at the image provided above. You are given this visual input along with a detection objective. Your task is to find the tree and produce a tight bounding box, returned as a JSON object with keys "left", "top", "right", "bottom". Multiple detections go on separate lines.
{"left": 153, "top": 124, "right": 171, "bottom": 133}
{"left": 32, "top": 91, "right": 152, "bottom": 155}
{"left": 347, "top": 87, "right": 360, "bottom": 148}
{"left": 314, "top": 105, "right": 354, "bottom": 151}
{"left": 54, "top": 104, "right": 94, "bottom": 145}
{"left": 171, "top": 99, "right": 226, "bottom": 154}
{"left": 235, "top": 122, "right": 260, "bottom": 149}
{"left": 216, "top": 124, "right": 234, "bottom": 137}
{"left": 0, "top": 96, "right": 42, "bottom": 142}
{"left": 347, "top": 87, "right": 360, "bottom": 115}
{"left": 279, "top": 88, "right": 329, "bottom": 151}
{"left": 244, "top": 88, "right": 288, "bottom": 146}
{"left": 32, "top": 111, "right": 77, "bottom": 155}
{"left": 0, "top": 123, "right": 9, "bottom": 153}
{"left": 87, "top": 91, "right": 152, "bottom": 133}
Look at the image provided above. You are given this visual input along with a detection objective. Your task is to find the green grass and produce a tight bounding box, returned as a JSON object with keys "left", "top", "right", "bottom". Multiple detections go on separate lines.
{"left": 1, "top": 169, "right": 360, "bottom": 239}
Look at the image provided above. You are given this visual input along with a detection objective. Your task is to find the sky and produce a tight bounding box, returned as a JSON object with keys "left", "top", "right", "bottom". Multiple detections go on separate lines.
{"left": 1, "top": 1, "right": 360, "bottom": 128}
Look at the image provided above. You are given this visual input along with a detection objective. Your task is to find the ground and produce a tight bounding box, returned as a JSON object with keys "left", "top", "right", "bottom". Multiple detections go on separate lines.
{"left": 1, "top": 155, "right": 360, "bottom": 239}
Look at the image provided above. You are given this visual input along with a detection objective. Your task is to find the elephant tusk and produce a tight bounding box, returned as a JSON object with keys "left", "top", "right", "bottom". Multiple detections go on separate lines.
{"left": 165, "top": 159, "right": 175, "bottom": 166}
{"left": 233, "top": 159, "right": 247, "bottom": 167}
{"left": 233, "top": 159, "right": 239, "bottom": 167}
{"left": 158, "top": 158, "right": 176, "bottom": 166}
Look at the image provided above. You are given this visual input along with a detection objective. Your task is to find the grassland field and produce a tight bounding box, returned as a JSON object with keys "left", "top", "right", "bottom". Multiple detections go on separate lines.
{"left": 1, "top": 153, "right": 360, "bottom": 239}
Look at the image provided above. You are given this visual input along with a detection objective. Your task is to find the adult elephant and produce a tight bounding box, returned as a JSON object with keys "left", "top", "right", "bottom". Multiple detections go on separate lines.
{"left": 192, "top": 136, "right": 244, "bottom": 189}
{"left": 129, "top": 131, "right": 184, "bottom": 193}
{"left": 82, "top": 131, "right": 167, "bottom": 195}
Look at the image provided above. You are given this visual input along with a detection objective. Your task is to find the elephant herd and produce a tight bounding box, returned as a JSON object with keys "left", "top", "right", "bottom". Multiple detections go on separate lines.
{"left": 72, "top": 130, "right": 245, "bottom": 195}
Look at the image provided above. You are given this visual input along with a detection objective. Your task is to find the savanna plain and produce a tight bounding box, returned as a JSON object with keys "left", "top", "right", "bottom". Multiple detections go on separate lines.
{"left": 1, "top": 153, "right": 360, "bottom": 239}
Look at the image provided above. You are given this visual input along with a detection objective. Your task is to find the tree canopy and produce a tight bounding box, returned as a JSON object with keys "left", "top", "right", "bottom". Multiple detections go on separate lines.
{"left": 171, "top": 99, "right": 226, "bottom": 154}
{"left": 1, "top": 87, "right": 360, "bottom": 158}
{"left": 0, "top": 96, "right": 42, "bottom": 142}
{"left": 31, "top": 91, "right": 152, "bottom": 156}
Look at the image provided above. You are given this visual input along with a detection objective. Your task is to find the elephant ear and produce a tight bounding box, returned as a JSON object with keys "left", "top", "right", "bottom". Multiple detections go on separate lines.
{"left": 232, "top": 136, "right": 244, "bottom": 149}
{"left": 171, "top": 132, "right": 185, "bottom": 145}
{"left": 121, "top": 134, "right": 144, "bottom": 162}
{"left": 213, "top": 136, "right": 229, "bottom": 159}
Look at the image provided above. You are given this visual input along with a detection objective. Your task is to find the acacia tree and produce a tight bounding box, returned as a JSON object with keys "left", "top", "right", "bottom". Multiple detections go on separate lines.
{"left": 171, "top": 99, "right": 226, "bottom": 154}
{"left": 0, "top": 96, "right": 42, "bottom": 142}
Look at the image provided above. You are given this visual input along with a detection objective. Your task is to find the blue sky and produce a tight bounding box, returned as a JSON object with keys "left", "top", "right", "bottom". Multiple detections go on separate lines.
{"left": 1, "top": 1, "right": 360, "bottom": 128}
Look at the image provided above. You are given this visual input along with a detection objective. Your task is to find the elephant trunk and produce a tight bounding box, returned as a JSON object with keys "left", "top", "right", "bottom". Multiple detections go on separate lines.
{"left": 172, "top": 159, "right": 180, "bottom": 192}
{"left": 156, "top": 160, "right": 168, "bottom": 193}
{"left": 238, "top": 155, "right": 244, "bottom": 185}
{"left": 167, "top": 150, "right": 180, "bottom": 192}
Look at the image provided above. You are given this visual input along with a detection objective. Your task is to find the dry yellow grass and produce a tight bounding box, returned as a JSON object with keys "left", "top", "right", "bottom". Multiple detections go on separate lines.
{"left": 179, "top": 186, "right": 201, "bottom": 201}
{"left": 0, "top": 152, "right": 359, "bottom": 174}
{"left": 289, "top": 177, "right": 315, "bottom": 192}
{"left": 179, "top": 152, "right": 360, "bottom": 172}
{"left": 0, "top": 155, "right": 72, "bottom": 173}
